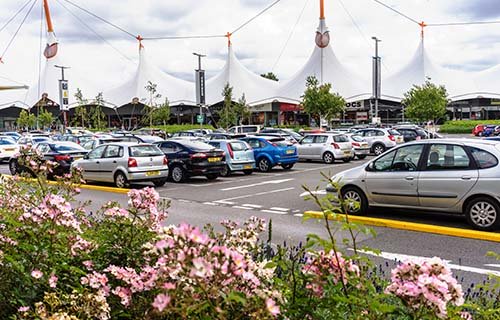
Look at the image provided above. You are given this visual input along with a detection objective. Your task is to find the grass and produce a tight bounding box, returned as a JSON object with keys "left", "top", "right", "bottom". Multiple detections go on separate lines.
{"left": 439, "top": 120, "right": 500, "bottom": 134}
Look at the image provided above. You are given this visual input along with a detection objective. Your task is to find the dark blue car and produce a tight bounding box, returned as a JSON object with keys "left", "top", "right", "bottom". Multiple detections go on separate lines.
{"left": 239, "top": 136, "right": 298, "bottom": 172}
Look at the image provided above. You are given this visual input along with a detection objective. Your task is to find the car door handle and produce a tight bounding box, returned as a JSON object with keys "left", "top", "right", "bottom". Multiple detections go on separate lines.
{"left": 96, "top": 161, "right": 100, "bottom": 164}
{"left": 461, "top": 175, "right": 472, "bottom": 180}
{"left": 405, "top": 176, "right": 414, "bottom": 181}
{"left": 113, "top": 161, "right": 117, "bottom": 164}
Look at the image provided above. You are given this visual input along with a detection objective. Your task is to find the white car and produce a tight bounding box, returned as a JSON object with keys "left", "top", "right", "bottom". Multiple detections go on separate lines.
{"left": 0, "top": 137, "right": 19, "bottom": 162}
{"left": 297, "top": 133, "right": 353, "bottom": 164}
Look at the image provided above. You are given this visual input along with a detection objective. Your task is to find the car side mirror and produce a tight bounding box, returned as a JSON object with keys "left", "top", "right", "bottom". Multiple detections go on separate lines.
{"left": 83, "top": 154, "right": 89, "bottom": 160}
{"left": 365, "top": 162, "right": 374, "bottom": 172}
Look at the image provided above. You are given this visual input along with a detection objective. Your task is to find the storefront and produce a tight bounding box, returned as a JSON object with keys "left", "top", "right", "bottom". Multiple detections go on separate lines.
{"left": 448, "top": 98, "right": 500, "bottom": 120}
{"left": 249, "top": 102, "right": 279, "bottom": 126}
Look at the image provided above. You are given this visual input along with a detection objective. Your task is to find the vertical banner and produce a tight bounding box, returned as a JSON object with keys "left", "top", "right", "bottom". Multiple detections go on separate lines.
{"left": 372, "top": 57, "right": 381, "bottom": 99}
{"left": 58, "top": 80, "right": 69, "bottom": 111}
{"left": 195, "top": 70, "right": 205, "bottom": 105}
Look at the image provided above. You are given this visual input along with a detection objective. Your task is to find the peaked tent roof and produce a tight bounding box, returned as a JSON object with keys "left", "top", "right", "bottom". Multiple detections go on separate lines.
{"left": 382, "top": 39, "right": 475, "bottom": 101}
{"left": 452, "top": 65, "right": 500, "bottom": 100}
{"left": 205, "top": 43, "right": 279, "bottom": 106}
{"left": 269, "top": 18, "right": 371, "bottom": 104}
{"left": 102, "top": 47, "right": 195, "bottom": 107}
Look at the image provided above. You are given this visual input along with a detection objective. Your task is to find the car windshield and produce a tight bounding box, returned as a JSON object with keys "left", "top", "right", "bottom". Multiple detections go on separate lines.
{"left": 33, "top": 137, "right": 50, "bottom": 143}
{"left": 333, "top": 135, "right": 349, "bottom": 143}
{"left": 229, "top": 141, "right": 248, "bottom": 151}
{"left": 52, "top": 144, "right": 85, "bottom": 152}
{"left": 129, "top": 145, "right": 163, "bottom": 157}
{"left": 0, "top": 138, "right": 16, "bottom": 145}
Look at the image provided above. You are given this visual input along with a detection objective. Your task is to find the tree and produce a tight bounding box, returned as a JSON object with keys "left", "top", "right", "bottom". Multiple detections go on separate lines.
{"left": 402, "top": 81, "right": 448, "bottom": 123}
{"left": 218, "top": 83, "right": 238, "bottom": 129}
{"left": 17, "top": 110, "right": 36, "bottom": 130}
{"left": 142, "top": 81, "right": 162, "bottom": 127}
{"left": 38, "top": 109, "right": 54, "bottom": 130}
{"left": 90, "top": 93, "right": 106, "bottom": 130}
{"left": 151, "top": 98, "right": 171, "bottom": 126}
{"left": 235, "top": 93, "right": 251, "bottom": 125}
{"left": 73, "top": 88, "right": 88, "bottom": 128}
{"left": 260, "top": 72, "right": 279, "bottom": 81}
{"left": 301, "top": 76, "right": 346, "bottom": 127}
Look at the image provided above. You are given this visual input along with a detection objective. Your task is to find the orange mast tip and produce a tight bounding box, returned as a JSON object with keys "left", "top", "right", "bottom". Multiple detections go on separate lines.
{"left": 226, "top": 32, "right": 232, "bottom": 47}
{"left": 419, "top": 21, "right": 426, "bottom": 38}
{"left": 319, "top": 0, "right": 325, "bottom": 19}
{"left": 43, "top": 0, "right": 54, "bottom": 33}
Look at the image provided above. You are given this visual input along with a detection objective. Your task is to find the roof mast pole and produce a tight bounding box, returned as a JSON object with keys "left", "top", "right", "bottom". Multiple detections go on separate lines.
{"left": 43, "top": 0, "right": 54, "bottom": 32}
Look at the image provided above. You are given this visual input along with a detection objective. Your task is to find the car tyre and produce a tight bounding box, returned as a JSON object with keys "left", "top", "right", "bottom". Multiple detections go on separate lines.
{"left": 372, "top": 144, "right": 386, "bottom": 156}
{"left": 153, "top": 179, "right": 167, "bottom": 187}
{"left": 357, "top": 155, "right": 367, "bottom": 160}
{"left": 243, "top": 169, "right": 253, "bottom": 175}
{"left": 322, "top": 152, "right": 335, "bottom": 164}
{"left": 282, "top": 163, "right": 294, "bottom": 170}
{"left": 114, "top": 171, "right": 129, "bottom": 188}
{"left": 258, "top": 158, "right": 271, "bottom": 172}
{"left": 342, "top": 158, "right": 351, "bottom": 163}
{"left": 220, "top": 165, "right": 231, "bottom": 177}
{"left": 9, "top": 159, "right": 18, "bottom": 175}
{"left": 341, "top": 186, "right": 368, "bottom": 215}
{"left": 206, "top": 173, "right": 218, "bottom": 181}
{"left": 170, "top": 165, "right": 186, "bottom": 183}
{"left": 465, "top": 197, "right": 500, "bottom": 231}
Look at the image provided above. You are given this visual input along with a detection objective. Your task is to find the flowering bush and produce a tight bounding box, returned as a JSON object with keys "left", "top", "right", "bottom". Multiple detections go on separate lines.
{"left": 386, "top": 257, "right": 464, "bottom": 319}
{"left": 0, "top": 157, "right": 497, "bottom": 319}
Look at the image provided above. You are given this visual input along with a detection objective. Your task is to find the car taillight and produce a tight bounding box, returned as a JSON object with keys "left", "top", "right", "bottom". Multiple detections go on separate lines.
{"left": 54, "top": 155, "right": 70, "bottom": 161}
{"left": 352, "top": 142, "right": 360, "bottom": 147}
{"left": 163, "top": 156, "right": 168, "bottom": 165}
{"left": 190, "top": 153, "right": 207, "bottom": 159}
{"left": 227, "top": 143, "right": 234, "bottom": 159}
{"left": 331, "top": 143, "right": 340, "bottom": 149}
{"left": 128, "top": 158, "right": 138, "bottom": 167}
{"left": 271, "top": 143, "right": 278, "bottom": 147}
{"left": 388, "top": 135, "right": 395, "bottom": 141}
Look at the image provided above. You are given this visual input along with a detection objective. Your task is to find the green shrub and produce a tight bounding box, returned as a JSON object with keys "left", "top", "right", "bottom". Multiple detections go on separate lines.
{"left": 440, "top": 120, "right": 500, "bottom": 134}
{"left": 154, "top": 124, "right": 215, "bottom": 133}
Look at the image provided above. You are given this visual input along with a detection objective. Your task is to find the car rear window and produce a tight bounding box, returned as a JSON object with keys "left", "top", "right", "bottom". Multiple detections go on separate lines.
{"left": 470, "top": 147, "right": 498, "bottom": 169}
{"left": 53, "top": 144, "right": 85, "bottom": 152}
{"left": 350, "top": 135, "right": 364, "bottom": 142}
{"left": 180, "top": 141, "right": 215, "bottom": 151}
{"left": 389, "top": 129, "right": 401, "bottom": 136}
{"left": 269, "top": 138, "right": 292, "bottom": 147}
{"left": 333, "top": 135, "right": 349, "bottom": 143}
{"left": 229, "top": 141, "right": 248, "bottom": 151}
{"left": 129, "top": 145, "right": 163, "bottom": 157}
{"left": 0, "top": 139, "right": 15, "bottom": 145}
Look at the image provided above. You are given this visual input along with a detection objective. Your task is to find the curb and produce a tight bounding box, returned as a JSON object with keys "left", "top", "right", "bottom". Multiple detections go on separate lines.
{"left": 304, "top": 211, "right": 500, "bottom": 243}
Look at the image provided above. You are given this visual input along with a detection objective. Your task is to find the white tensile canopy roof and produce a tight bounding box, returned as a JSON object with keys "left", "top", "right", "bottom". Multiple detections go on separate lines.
{"left": 450, "top": 65, "right": 500, "bottom": 101}
{"left": 205, "top": 43, "right": 279, "bottom": 106}
{"left": 102, "top": 46, "right": 196, "bottom": 108}
{"left": 382, "top": 38, "right": 475, "bottom": 102}
{"left": 268, "top": 18, "right": 371, "bottom": 104}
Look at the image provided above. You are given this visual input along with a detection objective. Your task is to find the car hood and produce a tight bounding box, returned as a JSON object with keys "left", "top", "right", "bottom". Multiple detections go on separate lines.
{"left": 326, "top": 164, "right": 367, "bottom": 191}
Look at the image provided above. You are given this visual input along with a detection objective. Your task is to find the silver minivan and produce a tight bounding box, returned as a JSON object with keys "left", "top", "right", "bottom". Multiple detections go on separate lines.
{"left": 297, "top": 133, "right": 353, "bottom": 164}
{"left": 72, "top": 142, "right": 169, "bottom": 188}
{"left": 328, "top": 139, "right": 500, "bottom": 230}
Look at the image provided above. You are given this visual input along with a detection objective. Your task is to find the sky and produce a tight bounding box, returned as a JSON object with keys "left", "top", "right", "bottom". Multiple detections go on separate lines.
{"left": 1, "top": 0, "right": 500, "bottom": 95}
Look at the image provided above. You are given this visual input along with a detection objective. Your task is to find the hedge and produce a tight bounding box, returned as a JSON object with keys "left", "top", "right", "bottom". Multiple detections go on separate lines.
{"left": 439, "top": 120, "right": 500, "bottom": 134}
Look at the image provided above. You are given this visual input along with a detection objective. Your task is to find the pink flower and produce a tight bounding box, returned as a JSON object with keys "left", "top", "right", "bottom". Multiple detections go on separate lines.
{"left": 83, "top": 260, "right": 94, "bottom": 270}
{"left": 152, "top": 293, "right": 171, "bottom": 312}
{"left": 266, "top": 298, "right": 280, "bottom": 316}
{"left": 18, "top": 306, "right": 29, "bottom": 312}
{"left": 31, "top": 269, "right": 43, "bottom": 279}
{"left": 49, "top": 274, "right": 58, "bottom": 288}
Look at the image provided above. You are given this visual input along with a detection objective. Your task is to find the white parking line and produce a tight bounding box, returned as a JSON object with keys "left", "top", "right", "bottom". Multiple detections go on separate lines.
{"left": 270, "top": 207, "right": 289, "bottom": 212}
{"left": 261, "top": 209, "right": 288, "bottom": 215}
{"left": 300, "top": 189, "right": 327, "bottom": 197}
{"left": 232, "top": 206, "right": 254, "bottom": 210}
{"left": 242, "top": 204, "right": 262, "bottom": 208}
{"left": 203, "top": 202, "right": 218, "bottom": 206}
{"left": 294, "top": 213, "right": 304, "bottom": 217}
{"left": 215, "top": 187, "right": 295, "bottom": 202}
{"left": 220, "top": 178, "right": 294, "bottom": 191}
{"left": 214, "top": 200, "right": 236, "bottom": 205}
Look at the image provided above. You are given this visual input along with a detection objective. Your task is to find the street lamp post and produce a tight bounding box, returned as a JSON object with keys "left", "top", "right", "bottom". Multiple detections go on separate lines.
{"left": 193, "top": 52, "right": 206, "bottom": 128}
{"left": 372, "top": 36, "right": 381, "bottom": 124}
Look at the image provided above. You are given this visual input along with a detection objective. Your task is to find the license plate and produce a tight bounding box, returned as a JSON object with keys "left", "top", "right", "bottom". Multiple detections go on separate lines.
{"left": 286, "top": 149, "right": 294, "bottom": 154}
{"left": 73, "top": 156, "right": 82, "bottom": 161}
{"left": 243, "top": 165, "right": 252, "bottom": 169}
{"left": 208, "top": 157, "right": 221, "bottom": 163}
{"left": 4, "top": 148, "right": 14, "bottom": 151}
{"left": 344, "top": 151, "right": 351, "bottom": 155}
{"left": 146, "top": 171, "right": 160, "bottom": 176}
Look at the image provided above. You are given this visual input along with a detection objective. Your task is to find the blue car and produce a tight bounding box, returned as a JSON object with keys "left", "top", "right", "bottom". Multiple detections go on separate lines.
{"left": 207, "top": 140, "right": 255, "bottom": 176}
{"left": 239, "top": 136, "right": 298, "bottom": 172}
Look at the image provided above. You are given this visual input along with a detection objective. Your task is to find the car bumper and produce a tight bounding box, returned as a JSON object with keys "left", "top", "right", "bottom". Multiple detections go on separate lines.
{"left": 189, "top": 164, "right": 225, "bottom": 175}
{"left": 354, "top": 148, "right": 370, "bottom": 155}
{"left": 228, "top": 161, "right": 255, "bottom": 171}
{"left": 273, "top": 156, "right": 298, "bottom": 165}
{"left": 127, "top": 168, "right": 169, "bottom": 182}
{"left": 333, "top": 150, "right": 353, "bottom": 159}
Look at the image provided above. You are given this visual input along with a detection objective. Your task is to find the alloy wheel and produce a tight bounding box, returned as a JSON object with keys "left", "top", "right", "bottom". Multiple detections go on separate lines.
{"left": 258, "top": 159, "right": 270, "bottom": 172}
{"left": 373, "top": 145, "right": 385, "bottom": 155}
{"left": 323, "top": 152, "right": 334, "bottom": 164}
{"left": 172, "top": 166, "right": 185, "bottom": 183}
{"left": 344, "top": 190, "right": 361, "bottom": 213}
{"left": 470, "top": 201, "right": 497, "bottom": 228}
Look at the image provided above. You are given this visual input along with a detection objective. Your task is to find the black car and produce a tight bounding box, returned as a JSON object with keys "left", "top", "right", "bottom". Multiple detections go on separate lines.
{"left": 393, "top": 126, "right": 428, "bottom": 142}
{"left": 9, "top": 141, "right": 88, "bottom": 177}
{"left": 155, "top": 140, "right": 225, "bottom": 183}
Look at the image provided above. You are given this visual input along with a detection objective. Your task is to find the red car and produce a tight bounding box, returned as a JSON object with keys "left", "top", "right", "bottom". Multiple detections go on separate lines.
{"left": 472, "top": 124, "right": 484, "bottom": 136}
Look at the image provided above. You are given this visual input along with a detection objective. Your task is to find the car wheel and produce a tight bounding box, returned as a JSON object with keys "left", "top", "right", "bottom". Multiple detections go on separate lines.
{"left": 341, "top": 186, "right": 368, "bottom": 215}
{"left": 243, "top": 169, "right": 253, "bottom": 175}
{"left": 220, "top": 165, "right": 231, "bottom": 177}
{"left": 465, "top": 197, "right": 500, "bottom": 231}
{"left": 153, "top": 179, "right": 167, "bottom": 187}
{"left": 322, "top": 152, "right": 334, "bottom": 164}
{"left": 372, "top": 144, "right": 385, "bottom": 156}
{"left": 206, "top": 173, "right": 218, "bottom": 181}
{"left": 114, "top": 171, "right": 129, "bottom": 188}
{"left": 282, "top": 163, "right": 294, "bottom": 170}
{"left": 171, "top": 166, "right": 186, "bottom": 183}
{"left": 357, "top": 155, "right": 367, "bottom": 160}
{"left": 258, "top": 158, "right": 271, "bottom": 172}
{"left": 9, "top": 160, "right": 18, "bottom": 175}
{"left": 343, "top": 158, "right": 351, "bottom": 163}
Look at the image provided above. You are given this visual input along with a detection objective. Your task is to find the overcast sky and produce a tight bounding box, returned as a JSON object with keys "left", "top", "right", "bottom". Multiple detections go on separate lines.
{"left": 1, "top": 0, "right": 500, "bottom": 93}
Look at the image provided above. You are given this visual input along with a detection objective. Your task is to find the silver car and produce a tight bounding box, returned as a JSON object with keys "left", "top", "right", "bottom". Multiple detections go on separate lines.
{"left": 353, "top": 128, "right": 404, "bottom": 156}
{"left": 297, "top": 133, "right": 353, "bottom": 164}
{"left": 72, "top": 142, "right": 169, "bottom": 188}
{"left": 346, "top": 134, "right": 370, "bottom": 160}
{"left": 207, "top": 140, "right": 255, "bottom": 176}
{"left": 328, "top": 139, "right": 500, "bottom": 230}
